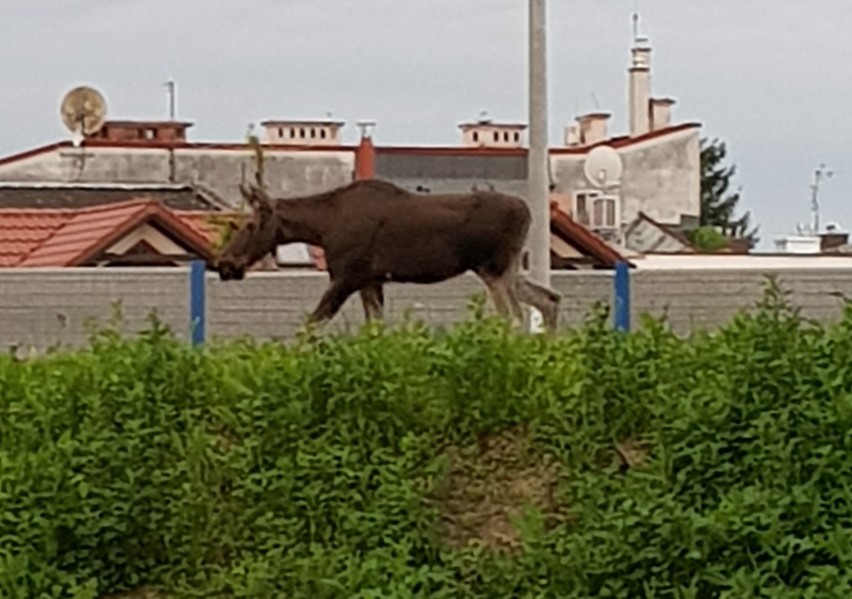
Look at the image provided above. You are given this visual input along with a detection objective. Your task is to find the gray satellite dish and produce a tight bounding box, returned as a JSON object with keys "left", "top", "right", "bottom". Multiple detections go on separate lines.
{"left": 60, "top": 85, "right": 107, "bottom": 145}
{"left": 583, "top": 145, "right": 623, "bottom": 189}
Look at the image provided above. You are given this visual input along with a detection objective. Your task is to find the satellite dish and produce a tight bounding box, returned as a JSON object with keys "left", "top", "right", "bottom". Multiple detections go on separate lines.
{"left": 60, "top": 85, "right": 107, "bottom": 143}
{"left": 583, "top": 145, "right": 623, "bottom": 189}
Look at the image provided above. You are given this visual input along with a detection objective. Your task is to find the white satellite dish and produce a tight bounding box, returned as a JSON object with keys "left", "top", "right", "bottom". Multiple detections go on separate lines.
{"left": 583, "top": 145, "right": 623, "bottom": 189}
{"left": 59, "top": 85, "right": 107, "bottom": 145}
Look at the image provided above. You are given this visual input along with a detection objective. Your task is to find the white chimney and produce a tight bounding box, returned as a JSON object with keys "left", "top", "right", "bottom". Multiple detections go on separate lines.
{"left": 260, "top": 119, "right": 345, "bottom": 146}
{"left": 564, "top": 123, "right": 581, "bottom": 146}
{"left": 629, "top": 40, "right": 652, "bottom": 137}
{"left": 650, "top": 97, "right": 675, "bottom": 131}
{"left": 576, "top": 112, "right": 611, "bottom": 145}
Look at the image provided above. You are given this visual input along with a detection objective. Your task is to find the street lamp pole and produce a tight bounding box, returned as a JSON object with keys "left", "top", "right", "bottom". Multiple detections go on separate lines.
{"left": 526, "top": 0, "right": 551, "bottom": 331}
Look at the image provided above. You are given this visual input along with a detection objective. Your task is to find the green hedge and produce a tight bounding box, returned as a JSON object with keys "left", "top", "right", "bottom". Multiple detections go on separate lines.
{"left": 2, "top": 283, "right": 852, "bottom": 598}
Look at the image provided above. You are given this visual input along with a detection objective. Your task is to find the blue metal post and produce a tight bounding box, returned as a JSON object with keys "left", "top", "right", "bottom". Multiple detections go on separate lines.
{"left": 190, "top": 259, "right": 206, "bottom": 345}
{"left": 614, "top": 260, "right": 631, "bottom": 332}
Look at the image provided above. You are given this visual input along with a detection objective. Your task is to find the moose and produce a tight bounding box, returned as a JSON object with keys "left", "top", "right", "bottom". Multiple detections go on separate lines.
{"left": 215, "top": 179, "right": 561, "bottom": 332}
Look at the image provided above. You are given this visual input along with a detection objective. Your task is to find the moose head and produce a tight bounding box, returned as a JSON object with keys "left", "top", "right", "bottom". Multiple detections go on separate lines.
{"left": 215, "top": 184, "right": 279, "bottom": 281}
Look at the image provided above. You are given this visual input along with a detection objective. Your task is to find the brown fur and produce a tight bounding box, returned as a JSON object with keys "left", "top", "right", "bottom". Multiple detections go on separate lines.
{"left": 215, "top": 179, "right": 561, "bottom": 332}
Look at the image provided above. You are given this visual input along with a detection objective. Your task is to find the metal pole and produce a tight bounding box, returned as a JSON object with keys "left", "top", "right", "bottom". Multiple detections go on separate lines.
{"left": 190, "top": 259, "right": 206, "bottom": 346}
{"left": 614, "top": 260, "right": 631, "bottom": 332}
{"left": 527, "top": 0, "right": 550, "bottom": 332}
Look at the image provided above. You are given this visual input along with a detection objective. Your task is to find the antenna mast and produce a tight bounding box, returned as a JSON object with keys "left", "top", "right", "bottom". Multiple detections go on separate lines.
{"left": 632, "top": 0, "right": 640, "bottom": 42}
{"left": 810, "top": 163, "right": 834, "bottom": 234}
{"left": 164, "top": 78, "right": 176, "bottom": 120}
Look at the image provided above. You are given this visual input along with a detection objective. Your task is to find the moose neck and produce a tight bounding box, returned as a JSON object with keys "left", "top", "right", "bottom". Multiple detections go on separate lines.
{"left": 274, "top": 194, "right": 334, "bottom": 246}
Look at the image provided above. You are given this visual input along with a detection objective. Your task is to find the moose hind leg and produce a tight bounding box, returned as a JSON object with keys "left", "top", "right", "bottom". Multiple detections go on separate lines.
{"left": 359, "top": 284, "right": 385, "bottom": 322}
{"left": 308, "top": 279, "right": 357, "bottom": 326}
{"left": 513, "top": 276, "right": 561, "bottom": 333}
{"left": 481, "top": 274, "right": 522, "bottom": 329}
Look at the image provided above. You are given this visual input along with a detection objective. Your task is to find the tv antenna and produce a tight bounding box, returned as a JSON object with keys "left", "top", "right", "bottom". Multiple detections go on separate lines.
{"left": 631, "top": 0, "right": 650, "bottom": 46}
{"left": 164, "top": 78, "right": 176, "bottom": 120}
{"left": 59, "top": 85, "right": 107, "bottom": 146}
{"left": 810, "top": 163, "right": 834, "bottom": 234}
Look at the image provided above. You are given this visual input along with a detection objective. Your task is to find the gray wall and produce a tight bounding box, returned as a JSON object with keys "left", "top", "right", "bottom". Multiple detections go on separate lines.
{"left": 551, "top": 128, "right": 701, "bottom": 227}
{"left": 374, "top": 151, "right": 528, "bottom": 197}
{"left": 0, "top": 147, "right": 355, "bottom": 209}
{"left": 2, "top": 267, "right": 852, "bottom": 354}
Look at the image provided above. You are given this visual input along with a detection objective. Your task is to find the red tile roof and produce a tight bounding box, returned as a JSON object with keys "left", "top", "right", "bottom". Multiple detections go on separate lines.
{"left": 549, "top": 202, "right": 631, "bottom": 268}
{"left": 0, "top": 199, "right": 218, "bottom": 267}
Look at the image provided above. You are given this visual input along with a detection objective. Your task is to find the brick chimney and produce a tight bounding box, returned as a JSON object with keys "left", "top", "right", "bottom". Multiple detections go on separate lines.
{"left": 87, "top": 120, "right": 193, "bottom": 143}
{"left": 355, "top": 121, "right": 376, "bottom": 180}
{"left": 628, "top": 39, "right": 652, "bottom": 137}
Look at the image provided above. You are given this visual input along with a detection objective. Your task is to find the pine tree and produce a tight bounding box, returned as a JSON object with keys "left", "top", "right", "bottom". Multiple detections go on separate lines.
{"left": 698, "top": 137, "right": 759, "bottom": 248}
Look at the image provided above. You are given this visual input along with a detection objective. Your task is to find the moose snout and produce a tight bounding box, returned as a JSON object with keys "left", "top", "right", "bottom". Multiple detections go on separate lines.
{"left": 216, "top": 258, "right": 246, "bottom": 281}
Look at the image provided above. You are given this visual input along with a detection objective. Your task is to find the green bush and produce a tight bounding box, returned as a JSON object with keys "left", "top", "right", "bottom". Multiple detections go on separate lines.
{"left": 2, "top": 284, "right": 852, "bottom": 598}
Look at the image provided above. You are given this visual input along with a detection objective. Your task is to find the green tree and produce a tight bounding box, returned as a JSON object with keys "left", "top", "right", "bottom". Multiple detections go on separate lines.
{"left": 696, "top": 137, "right": 759, "bottom": 249}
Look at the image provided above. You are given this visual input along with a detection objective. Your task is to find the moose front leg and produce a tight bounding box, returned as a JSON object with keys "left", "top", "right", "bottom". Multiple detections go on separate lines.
{"left": 307, "top": 278, "right": 357, "bottom": 326}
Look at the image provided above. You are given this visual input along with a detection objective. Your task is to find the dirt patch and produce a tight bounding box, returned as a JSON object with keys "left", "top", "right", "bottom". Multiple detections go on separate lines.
{"left": 612, "top": 436, "right": 651, "bottom": 473}
{"left": 430, "top": 427, "right": 565, "bottom": 553}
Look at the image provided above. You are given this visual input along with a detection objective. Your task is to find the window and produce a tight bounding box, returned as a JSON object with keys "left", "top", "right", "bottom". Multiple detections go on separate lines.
{"left": 279, "top": 127, "right": 284, "bottom": 138}
{"left": 593, "top": 196, "right": 617, "bottom": 228}
{"left": 473, "top": 131, "right": 479, "bottom": 142}
{"left": 320, "top": 129, "right": 327, "bottom": 139}
{"left": 493, "top": 131, "right": 499, "bottom": 142}
{"left": 574, "top": 190, "right": 618, "bottom": 229}
{"left": 299, "top": 128, "right": 305, "bottom": 138}
{"left": 573, "top": 190, "right": 598, "bottom": 226}
{"left": 514, "top": 132, "right": 520, "bottom": 142}
{"left": 290, "top": 128, "right": 296, "bottom": 138}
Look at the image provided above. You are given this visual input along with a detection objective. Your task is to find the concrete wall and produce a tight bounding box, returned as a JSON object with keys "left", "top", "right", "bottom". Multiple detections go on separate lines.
{"left": 374, "top": 152, "right": 528, "bottom": 197}
{"left": 551, "top": 127, "right": 701, "bottom": 227}
{"left": 2, "top": 267, "right": 852, "bottom": 354}
{"left": 0, "top": 147, "right": 356, "bottom": 209}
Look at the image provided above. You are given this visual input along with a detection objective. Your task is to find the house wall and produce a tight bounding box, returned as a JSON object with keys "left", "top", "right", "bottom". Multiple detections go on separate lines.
{"left": 551, "top": 127, "right": 701, "bottom": 227}
{"left": 3, "top": 267, "right": 852, "bottom": 354}
{"left": 374, "top": 152, "right": 528, "bottom": 196}
{"left": 0, "top": 147, "right": 356, "bottom": 209}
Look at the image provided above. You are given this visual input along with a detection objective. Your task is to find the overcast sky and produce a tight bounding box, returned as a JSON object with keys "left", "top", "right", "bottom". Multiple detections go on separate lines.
{"left": 1, "top": 0, "right": 849, "bottom": 249}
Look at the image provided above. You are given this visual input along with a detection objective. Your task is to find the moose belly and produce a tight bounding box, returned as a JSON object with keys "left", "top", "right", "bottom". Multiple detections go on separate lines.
{"left": 371, "top": 236, "right": 491, "bottom": 284}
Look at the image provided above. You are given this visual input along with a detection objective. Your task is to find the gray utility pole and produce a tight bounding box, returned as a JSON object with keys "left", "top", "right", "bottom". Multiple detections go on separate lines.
{"left": 527, "top": 0, "right": 550, "bottom": 330}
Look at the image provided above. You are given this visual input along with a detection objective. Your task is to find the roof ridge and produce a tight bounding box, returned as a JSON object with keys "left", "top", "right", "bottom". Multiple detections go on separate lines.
{"left": 0, "top": 197, "right": 164, "bottom": 216}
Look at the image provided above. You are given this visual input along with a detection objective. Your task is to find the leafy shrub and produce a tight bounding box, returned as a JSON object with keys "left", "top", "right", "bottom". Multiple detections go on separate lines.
{"left": 2, "top": 284, "right": 852, "bottom": 597}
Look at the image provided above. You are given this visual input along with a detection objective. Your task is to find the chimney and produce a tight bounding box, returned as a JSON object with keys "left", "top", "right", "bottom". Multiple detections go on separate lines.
{"left": 564, "top": 123, "right": 581, "bottom": 147}
{"left": 820, "top": 224, "right": 849, "bottom": 252}
{"left": 628, "top": 40, "right": 652, "bottom": 137}
{"left": 650, "top": 97, "right": 676, "bottom": 131}
{"left": 260, "top": 119, "right": 345, "bottom": 146}
{"left": 355, "top": 121, "right": 376, "bottom": 180}
{"left": 576, "top": 112, "right": 611, "bottom": 145}
{"left": 458, "top": 114, "right": 526, "bottom": 148}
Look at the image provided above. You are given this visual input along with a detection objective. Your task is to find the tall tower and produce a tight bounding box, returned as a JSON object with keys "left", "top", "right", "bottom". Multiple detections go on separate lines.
{"left": 628, "top": 6, "right": 652, "bottom": 137}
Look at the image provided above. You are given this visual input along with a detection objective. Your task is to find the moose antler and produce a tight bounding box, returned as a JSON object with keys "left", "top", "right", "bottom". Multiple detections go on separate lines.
{"left": 238, "top": 182, "right": 273, "bottom": 217}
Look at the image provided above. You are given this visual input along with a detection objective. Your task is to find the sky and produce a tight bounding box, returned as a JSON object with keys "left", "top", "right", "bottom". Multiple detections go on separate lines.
{"left": 0, "top": 0, "right": 849, "bottom": 249}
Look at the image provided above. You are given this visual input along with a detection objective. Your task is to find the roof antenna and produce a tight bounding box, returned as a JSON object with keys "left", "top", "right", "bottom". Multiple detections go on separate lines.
{"left": 164, "top": 78, "right": 176, "bottom": 120}
{"left": 632, "top": 0, "right": 640, "bottom": 43}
